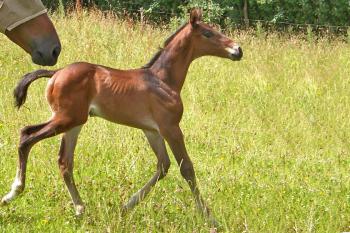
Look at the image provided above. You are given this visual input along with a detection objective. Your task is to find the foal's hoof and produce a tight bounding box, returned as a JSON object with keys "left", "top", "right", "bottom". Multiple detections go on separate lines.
{"left": 0, "top": 198, "right": 8, "bottom": 206}
{"left": 208, "top": 215, "right": 222, "bottom": 228}
{"left": 209, "top": 217, "right": 220, "bottom": 227}
{"left": 1, "top": 195, "right": 11, "bottom": 206}
{"left": 121, "top": 205, "right": 129, "bottom": 216}
{"left": 209, "top": 217, "right": 222, "bottom": 232}
{"left": 75, "top": 205, "right": 85, "bottom": 216}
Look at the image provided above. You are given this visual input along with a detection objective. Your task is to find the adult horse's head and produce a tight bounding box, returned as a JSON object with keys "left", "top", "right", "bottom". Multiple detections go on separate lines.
{"left": 189, "top": 8, "right": 243, "bottom": 61}
{"left": 0, "top": 0, "right": 61, "bottom": 66}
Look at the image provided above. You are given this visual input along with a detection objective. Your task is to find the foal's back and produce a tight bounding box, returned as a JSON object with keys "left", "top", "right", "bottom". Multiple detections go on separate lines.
{"left": 47, "top": 62, "right": 164, "bottom": 131}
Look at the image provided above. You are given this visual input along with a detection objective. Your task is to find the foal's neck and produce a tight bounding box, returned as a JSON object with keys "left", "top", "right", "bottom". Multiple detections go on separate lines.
{"left": 150, "top": 25, "right": 196, "bottom": 93}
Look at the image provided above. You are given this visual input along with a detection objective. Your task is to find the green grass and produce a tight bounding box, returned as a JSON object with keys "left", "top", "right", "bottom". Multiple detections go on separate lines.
{"left": 1, "top": 12, "right": 350, "bottom": 232}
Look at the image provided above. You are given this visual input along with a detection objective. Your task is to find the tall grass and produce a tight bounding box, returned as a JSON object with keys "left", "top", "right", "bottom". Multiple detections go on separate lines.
{"left": 0, "top": 12, "right": 350, "bottom": 232}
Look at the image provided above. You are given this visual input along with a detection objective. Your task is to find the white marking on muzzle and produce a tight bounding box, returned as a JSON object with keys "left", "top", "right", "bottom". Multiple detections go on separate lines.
{"left": 225, "top": 44, "right": 240, "bottom": 54}
{"left": 225, "top": 47, "right": 237, "bottom": 54}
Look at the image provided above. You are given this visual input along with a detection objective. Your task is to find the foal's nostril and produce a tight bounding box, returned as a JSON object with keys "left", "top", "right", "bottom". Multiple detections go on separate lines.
{"left": 229, "top": 45, "right": 243, "bottom": 60}
{"left": 237, "top": 47, "right": 243, "bottom": 58}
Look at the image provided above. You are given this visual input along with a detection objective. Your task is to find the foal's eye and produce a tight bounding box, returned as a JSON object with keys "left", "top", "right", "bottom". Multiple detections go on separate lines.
{"left": 202, "top": 30, "right": 214, "bottom": 38}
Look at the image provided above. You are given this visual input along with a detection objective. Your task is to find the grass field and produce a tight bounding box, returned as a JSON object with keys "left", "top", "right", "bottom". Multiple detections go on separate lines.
{"left": 0, "top": 13, "right": 350, "bottom": 232}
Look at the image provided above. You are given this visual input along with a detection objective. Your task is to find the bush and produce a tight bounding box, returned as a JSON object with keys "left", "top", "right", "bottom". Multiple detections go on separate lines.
{"left": 42, "top": 0, "right": 350, "bottom": 28}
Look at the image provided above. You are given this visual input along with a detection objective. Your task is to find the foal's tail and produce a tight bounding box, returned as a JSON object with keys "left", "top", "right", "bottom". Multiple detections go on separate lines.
{"left": 14, "top": 69, "right": 57, "bottom": 109}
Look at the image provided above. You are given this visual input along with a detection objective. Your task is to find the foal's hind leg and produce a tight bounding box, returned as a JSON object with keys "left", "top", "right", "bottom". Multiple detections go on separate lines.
{"left": 58, "top": 126, "right": 84, "bottom": 215}
{"left": 160, "top": 124, "right": 218, "bottom": 226}
{"left": 1, "top": 121, "right": 61, "bottom": 204}
{"left": 123, "top": 130, "right": 170, "bottom": 213}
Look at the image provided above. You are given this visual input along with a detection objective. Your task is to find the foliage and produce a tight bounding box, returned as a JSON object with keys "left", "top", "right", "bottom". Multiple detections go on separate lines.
{"left": 41, "top": 0, "right": 350, "bottom": 28}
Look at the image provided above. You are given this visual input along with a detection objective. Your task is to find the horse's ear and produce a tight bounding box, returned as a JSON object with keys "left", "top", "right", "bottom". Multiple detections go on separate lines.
{"left": 189, "top": 8, "right": 202, "bottom": 27}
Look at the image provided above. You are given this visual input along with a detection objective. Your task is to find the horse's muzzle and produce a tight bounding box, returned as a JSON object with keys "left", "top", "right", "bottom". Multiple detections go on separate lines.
{"left": 32, "top": 42, "right": 61, "bottom": 66}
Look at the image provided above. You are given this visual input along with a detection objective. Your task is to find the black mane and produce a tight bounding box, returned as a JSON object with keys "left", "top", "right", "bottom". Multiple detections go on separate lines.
{"left": 142, "top": 23, "right": 188, "bottom": 69}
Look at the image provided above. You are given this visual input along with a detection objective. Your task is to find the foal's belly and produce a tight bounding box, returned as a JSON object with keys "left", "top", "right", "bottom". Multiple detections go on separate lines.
{"left": 88, "top": 97, "right": 159, "bottom": 132}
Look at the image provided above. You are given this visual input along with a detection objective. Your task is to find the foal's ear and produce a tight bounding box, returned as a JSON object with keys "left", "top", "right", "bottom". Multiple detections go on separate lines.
{"left": 189, "top": 8, "right": 202, "bottom": 27}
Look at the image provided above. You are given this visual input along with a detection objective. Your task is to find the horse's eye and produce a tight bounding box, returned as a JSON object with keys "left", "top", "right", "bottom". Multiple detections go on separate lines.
{"left": 202, "top": 30, "right": 214, "bottom": 38}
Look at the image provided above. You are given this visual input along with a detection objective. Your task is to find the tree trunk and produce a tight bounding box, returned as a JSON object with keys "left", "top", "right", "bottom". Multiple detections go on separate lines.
{"left": 76, "top": 0, "right": 82, "bottom": 13}
{"left": 243, "top": 0, "right": 249, "bottom": 27}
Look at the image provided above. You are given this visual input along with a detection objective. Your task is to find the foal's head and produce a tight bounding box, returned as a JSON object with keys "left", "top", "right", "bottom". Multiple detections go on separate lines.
{"left": 188, "top": 8, "right": 243, "bottom": 61}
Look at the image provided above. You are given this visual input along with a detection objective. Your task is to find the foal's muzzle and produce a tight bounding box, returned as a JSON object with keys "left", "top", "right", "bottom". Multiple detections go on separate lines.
{"left": 226, "top": 45, "right": 243, "bottom": 61}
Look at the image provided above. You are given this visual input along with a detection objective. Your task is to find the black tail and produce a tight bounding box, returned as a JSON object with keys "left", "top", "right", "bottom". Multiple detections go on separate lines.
{"left": 14, "top": 69, "right": 57, "bottom": 109}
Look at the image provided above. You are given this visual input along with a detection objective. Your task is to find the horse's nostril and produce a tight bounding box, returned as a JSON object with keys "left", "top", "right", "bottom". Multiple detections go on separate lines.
{"left": 32, "top": 47, "right": 59, "bottom": 66}
{"left": 35, "top": 50, "right": 44, "bottom": 59}
{"left": 52, "top": 45, "right": 61, "bottom": 59}
{"left": 32, "top": 42, "right": 61, "bottom": 66}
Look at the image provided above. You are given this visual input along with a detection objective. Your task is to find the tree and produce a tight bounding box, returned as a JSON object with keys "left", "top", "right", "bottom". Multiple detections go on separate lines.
{"left": 75, "top": 0, "right": 82, "bottom": 12}
{"left": 243, "top": 0, "right": 249, "bottom": 27}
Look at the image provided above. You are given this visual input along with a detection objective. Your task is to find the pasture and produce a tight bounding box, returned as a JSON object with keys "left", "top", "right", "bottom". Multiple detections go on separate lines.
{"left": 0, "top": 12, "right": 350, "bottom": 232}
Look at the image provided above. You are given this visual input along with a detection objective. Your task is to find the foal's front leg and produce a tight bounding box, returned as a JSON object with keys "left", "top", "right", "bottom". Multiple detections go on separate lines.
{"left": 123, "top": 130, "right": 171, "bottom": 212}
{"left": 160, "top": 124, "right": 218, "bottom": 226}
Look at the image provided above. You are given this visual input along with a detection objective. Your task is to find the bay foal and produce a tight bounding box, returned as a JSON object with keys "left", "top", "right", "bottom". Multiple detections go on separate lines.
{"left": 1, "top": 9, "right": 242, "bottom": 224}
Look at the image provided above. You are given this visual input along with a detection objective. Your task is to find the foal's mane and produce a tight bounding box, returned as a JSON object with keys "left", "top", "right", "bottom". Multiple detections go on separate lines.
{"left": 142, "top": 23, "right": 188, "bottom": 69}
